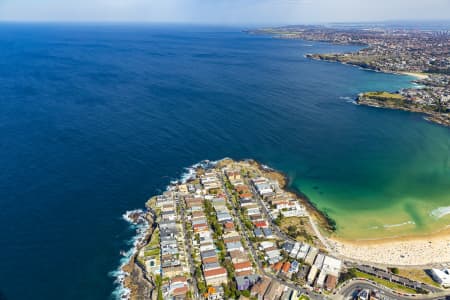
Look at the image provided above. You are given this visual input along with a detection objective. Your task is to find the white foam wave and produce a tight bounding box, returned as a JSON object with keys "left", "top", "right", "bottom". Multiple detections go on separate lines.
{"left": 111, "top": 159, "right": 225, "bottom": 299}
{"left": 110, "top": 210, "right": 150, "bottom": 300}
{"left": 383, "top": 221, "right": 415, "bottom": 228}
{"left": 430, "top": 206, "right": 450, "bottom": 219}
{"left": 260, "top": 164, "right": 275, "bottom": 171}
{"left": 339, "top": 96, "right": 357, "bottom": 104}
{"left": 112, "top": 158, "right": 236, "bottom": 298}
{"left": 339, "top": 96, "right": 352, "bottom": 100}
{"left": 171, "top": 159, "right": 223, "bottom": 184}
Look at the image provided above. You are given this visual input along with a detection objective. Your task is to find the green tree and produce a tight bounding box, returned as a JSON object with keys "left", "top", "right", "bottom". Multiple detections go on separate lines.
{"left": 155, "top": 275, "right": 163, "bottom": 300}
{"left": 241, "top": 290, "right": 251, "bottom": 297}
{"left": 197, "top": 281, "right": 207, "bottom": 295}
{"left": 390, "top": 267, "right": 399, "bottom": 274}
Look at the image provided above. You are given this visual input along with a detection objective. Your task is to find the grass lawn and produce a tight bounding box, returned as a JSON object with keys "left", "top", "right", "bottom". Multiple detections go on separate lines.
{"left": 148, "top": 228, "right": 160, "bottom": 247}
{"left": 398, "top": 269, "right": 440, "bottom": 287}
{"left": 279, "top": 217, "right": 316, "bottom": 243}
{"left": 144, "top": 248, "right": 160, "bottom": 257}
{"left": 363, "top": 91, "right": 404, "bottom": 100}
{"left": 355, "top": 271, "right": 418, "bottom": 294}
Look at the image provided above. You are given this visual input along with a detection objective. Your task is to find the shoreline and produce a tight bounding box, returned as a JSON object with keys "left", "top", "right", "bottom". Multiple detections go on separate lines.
{"left": 235, "top": 158, "right": 337, "bottom": 233}
{"left": 307, "top": 52, "right": 450, "bottom": 129}
{"left": 397, "top": 71, "right": 430, "bottom": 80}
{"left": 234, "top": 160, "right": 450, "bottom": 267}
{"left": 112, "top": 210, "right": 155, "bottom": 300}
{"left": 112, "top": 159, "right": 218, "bottom": 299}
{"left": 116, "top": 157, "right": 450, "bottom": 296}
{"left": 308, "top": 54, "right": 431, "bottom": 81}
{"left": 253, "top": 27, "right": 450, "bottom": 129}
{"left": 328, "top": 227, "right": 450, "bottom": 267}
{"left": 357, "top": 95, "right": 450, "bottom": 127}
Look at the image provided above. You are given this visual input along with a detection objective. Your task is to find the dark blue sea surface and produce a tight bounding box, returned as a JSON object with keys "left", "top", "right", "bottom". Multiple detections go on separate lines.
{"left": 1, "top": 24, "right": 449, "bottom": 300}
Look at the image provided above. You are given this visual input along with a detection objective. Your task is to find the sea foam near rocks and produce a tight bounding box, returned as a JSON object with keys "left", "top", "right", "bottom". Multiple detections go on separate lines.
{"left": 110, "top": 210, "right": 149, "bottom": 300}
{"left": 111, "top": 159, "right": 221, "bottom": 299}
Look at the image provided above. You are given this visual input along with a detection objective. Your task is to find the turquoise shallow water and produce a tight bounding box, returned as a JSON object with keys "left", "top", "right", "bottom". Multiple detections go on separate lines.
{"left": 0, "top": 24, "right": 449, "bottom": 299}
{"left": 287, "top": 104, "right": 450, "bottom": 239}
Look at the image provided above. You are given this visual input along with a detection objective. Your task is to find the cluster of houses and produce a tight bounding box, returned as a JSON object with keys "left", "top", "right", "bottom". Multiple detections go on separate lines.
{"left": 399, "top": 84, "right": 450, "bottom": 111}
{"left": 251, "top": 177, "right": 306, "bottom": 219}
{"left": 137, "top": 160, "right": 449, "bottom": 299}
{"left": 182, "top": 168, "right": 261, "bottom": 299}
{"left": 292, "top": 27, "right": 450, "bottom": 75}
{"left": 249, "top": 275, "right": 301, "bottom": 300}
{"left": 143, "top": 160, "right": 344, "bottom": 299}
{"left": 225, "top": 164, "right": 343, "bottom": 293}
{"left": 183, "top": 185, "right": 227, "bottom": 299}
{"left": 259, "top": 241, "right": 283, "bottom": 265}
{"left": 145, "top": 191, "right": 190, "bottom": 299}
{"left": 224, "top": 169, "right": 284, "bottom": 266}
{"left": 283, "top": 241, "right": 342, "bottom": 291}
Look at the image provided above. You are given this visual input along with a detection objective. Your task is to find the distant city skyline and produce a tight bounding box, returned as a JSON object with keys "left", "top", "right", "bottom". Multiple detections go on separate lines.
{"left": 1, "top": 0, "right": 450, "bottom": 25}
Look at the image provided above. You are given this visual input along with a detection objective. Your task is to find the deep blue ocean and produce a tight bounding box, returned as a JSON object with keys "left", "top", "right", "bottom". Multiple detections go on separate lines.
{"left": 1, "top": 24, "right": 449, "bottom": 300}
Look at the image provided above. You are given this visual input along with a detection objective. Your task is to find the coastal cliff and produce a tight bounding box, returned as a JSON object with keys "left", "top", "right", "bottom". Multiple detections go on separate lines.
{"left": 306, "top": 53, "right": 382, "bottom": 72}
{"left": 357, "top": 92, "right": 450, "bottom": 127}
{"left": 119, "top": 211, "right": 156, "bottom": 300}
{"left": 122, "top": 254, "right": 154, "bottom": 300}
{"left": 252, "top": 26, "right": 450, "bottom": 128}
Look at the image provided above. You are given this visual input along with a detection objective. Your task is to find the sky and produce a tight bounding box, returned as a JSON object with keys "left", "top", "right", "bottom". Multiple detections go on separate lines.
{"left": 1, "top": 0, "right": 450, "bottom": 24}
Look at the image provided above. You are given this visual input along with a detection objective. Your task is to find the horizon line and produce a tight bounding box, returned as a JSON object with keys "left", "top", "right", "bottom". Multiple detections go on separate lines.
{"left": 1, "top": 18, "right": 450, "bottom": 27}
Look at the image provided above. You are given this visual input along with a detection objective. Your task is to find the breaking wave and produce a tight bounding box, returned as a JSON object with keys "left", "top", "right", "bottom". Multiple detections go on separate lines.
{"left": 430, "top": 206, "right": 450, "bottom": 219}
{"left": 110, "top": 210, "right": 149, "bottom": 300}
{"left": 383, "top": 221, "right": 415, "bottom": 228}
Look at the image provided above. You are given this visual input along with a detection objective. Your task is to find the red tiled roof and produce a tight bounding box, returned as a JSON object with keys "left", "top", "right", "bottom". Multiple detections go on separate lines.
{"left": 204, "top": 267, "right": 227, "bottom": 278}
{"left": 193, "top": 223, "right": 208, "bottom": 232}
{"left": 281, "top": 262, "right": 291, "bottom": 273}
{"left": 325, "top": 275, "right": 338, "bottom": 290}
{"left": 223, "top": 236, "right": 241, "bottom": 243}
{"left": 229, "top": 250, "right": 246, "bottom": 259}
{"left": 253, "top": 221, "right": 268, "bottom": 228}
{"left": 224, "top": 221, "right": 234, "bottom": 229}
{"left": 192, "top": 211, "right": 206, "bottom": 217}
{"left": 235, "top": 184, "right": 248, "bottom": 190}
{"left": 272, "top": 262, "right": 282, "bottom": 271}
{"left": 236, "top": 270, "right": 253, "bottom": 276}
{"left": 172, "top": 286, "right": 188, "bottom": 296}
{"left": 239, "top": 192, "right": 253, "bottom": 199}
{"left": 233, "top": 261, "right": 252, "bottom": 270}
{"left": 171, "top": 276, "right": 187, "bottom": 283}
{"left": 202, "top": 256, "right": 219, "bottom": 264}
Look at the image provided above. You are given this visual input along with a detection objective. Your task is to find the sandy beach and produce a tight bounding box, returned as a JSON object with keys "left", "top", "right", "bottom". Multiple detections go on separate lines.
{"left": 327, "top": 229, "right": 450, "bottom": 267}
{"left": 398, "top": 71, "right": 430, "bottom": 80}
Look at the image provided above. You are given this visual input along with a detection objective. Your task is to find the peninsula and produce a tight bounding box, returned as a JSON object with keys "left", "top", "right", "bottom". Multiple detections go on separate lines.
{"left": 250, "top": 25, "right": 450, "bottom": 127}
{"left": 117, "top": 159, "right": 450, "bottom": 300}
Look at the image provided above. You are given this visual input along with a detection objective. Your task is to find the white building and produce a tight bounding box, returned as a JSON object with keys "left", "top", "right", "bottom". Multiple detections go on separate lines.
{"left": 307, "top": 265, "right": 319, "bottom": 285}
{"left": 430, "top": 269, "right": 450, "bottom": 287}
{"left": 296, "top": 243, "right": 310, "bottom": 260}
{"left": 313, "top": 253, "right": 325, "bottom": 269}
{"left": 316, "top": 269, "right": 327, "bottom": 288}
{"left": 322, "top": 256, "right": 342, "bottom": 277}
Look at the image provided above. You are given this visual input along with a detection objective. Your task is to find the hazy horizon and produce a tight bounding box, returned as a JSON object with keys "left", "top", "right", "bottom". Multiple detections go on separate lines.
{"left": 1, "top": 0, "right": 450, "bottom": 25}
